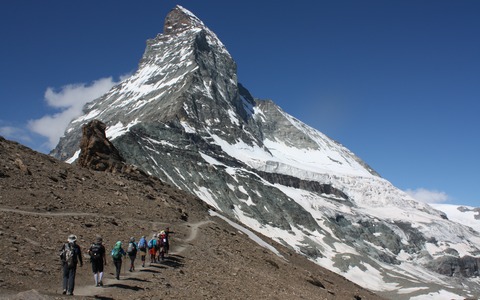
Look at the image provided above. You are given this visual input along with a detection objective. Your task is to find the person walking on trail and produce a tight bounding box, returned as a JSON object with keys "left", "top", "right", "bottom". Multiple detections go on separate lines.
{"left": 88, "top": 236, "right": 106, "bottom": 287}
{"left": 158, "top": 231, "right": 167, "bottom": 261}
{"left": 110, "top": 241, "right": 126, "bottom": 280}
{"left": 126, "top": 237, "right": 138, "bottom": 272}
{"left": 59, "top": 234, "right": 83, "bottom": 296}
{"left": 147, "top": 234, "right": 158, "bottom": 265}
{"left": 164, "top": 227, "right": 175, "bottom": 254}
{"left": 137, "top": 235, "right": 147, "bottom": 267}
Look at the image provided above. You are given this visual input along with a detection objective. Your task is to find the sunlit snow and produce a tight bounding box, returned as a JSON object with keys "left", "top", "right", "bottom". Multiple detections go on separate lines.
{"left": 106, "top": 119, "right": 141, "bottom": 140}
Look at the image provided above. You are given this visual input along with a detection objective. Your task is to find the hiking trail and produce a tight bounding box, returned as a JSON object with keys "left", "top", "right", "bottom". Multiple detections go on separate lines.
{"left": 72, "top": 219, "right": 213, "bottom": 297}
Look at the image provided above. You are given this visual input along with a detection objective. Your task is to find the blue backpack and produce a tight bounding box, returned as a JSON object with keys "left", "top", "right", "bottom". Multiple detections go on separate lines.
{"left": 138, "top": 237, "right": 147, "bottom": 250}
{"left": 147, "top": 239, "right": 156, "bottom": 249}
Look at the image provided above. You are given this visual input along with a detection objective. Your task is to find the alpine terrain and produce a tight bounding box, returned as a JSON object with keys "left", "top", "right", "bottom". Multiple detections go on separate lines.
{"left": 52, "top": 5, "right": 480, "bottom": 299}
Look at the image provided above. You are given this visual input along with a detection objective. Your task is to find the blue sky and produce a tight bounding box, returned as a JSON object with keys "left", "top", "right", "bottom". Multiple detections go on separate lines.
{"left": 1, "top": 1, "right": 479, "bottom": 207}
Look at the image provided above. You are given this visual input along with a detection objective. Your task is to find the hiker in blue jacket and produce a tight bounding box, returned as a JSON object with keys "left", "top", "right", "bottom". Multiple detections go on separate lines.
{"left": 110, "top": 241, "right": 126, "bottom": 280}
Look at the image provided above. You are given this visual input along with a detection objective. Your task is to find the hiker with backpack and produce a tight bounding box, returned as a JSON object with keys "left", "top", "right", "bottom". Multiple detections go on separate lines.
{"left": 88, "top": 236, "right": 106, "bottom": 287}
{"left": 126, "top": 237, "right": 138, "bottom": 272}
{"left": 137, "top": 235, "right": 147, "bottom": 267}
{"left": 158, "top": 231, "right": 167, "bottom": 261}
{"left": 59, "top": 234, "right": 83, "bottom": 296}
{"left": 147, "top": 234, "right": 158, "bottom": 265}
{"left": 164, "top": 227, "right": 175, "bottom": 255}
{"left": 110, "top": 241, "right": 126, "bottom": 280}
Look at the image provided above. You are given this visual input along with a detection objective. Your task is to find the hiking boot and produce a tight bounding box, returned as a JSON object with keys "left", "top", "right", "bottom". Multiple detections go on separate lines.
{"left": 62, "top": 290, "right": 67, "bottom": 295}
{"left": 99, "top": 281, "right": 103, "bottom": 286}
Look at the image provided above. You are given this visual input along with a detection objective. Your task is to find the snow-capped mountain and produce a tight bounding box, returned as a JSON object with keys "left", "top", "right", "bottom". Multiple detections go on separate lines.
{"left": 52, "top": 6, "right": 480, "bottom": 299}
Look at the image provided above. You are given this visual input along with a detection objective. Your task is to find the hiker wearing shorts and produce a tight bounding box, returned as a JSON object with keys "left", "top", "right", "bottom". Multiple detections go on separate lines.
{"left": 148, "top": 234, "right": 158, "bottom": 264}
{"left": 88, "top": 236, "right": 106, "bottom": 287}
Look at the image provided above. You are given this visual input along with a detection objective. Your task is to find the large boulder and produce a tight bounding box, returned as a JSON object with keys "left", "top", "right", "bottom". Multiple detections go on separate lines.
{"left": 77, "top": 119, "right": 125, "bottom": 172}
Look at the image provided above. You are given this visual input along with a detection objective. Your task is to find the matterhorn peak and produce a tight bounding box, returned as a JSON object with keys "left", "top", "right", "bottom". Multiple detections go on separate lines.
{"left": 52, "top": 6, "right": 480, "bottom": 299}
{"left": 163, "top": 5, "right": 205, "bottom": 34}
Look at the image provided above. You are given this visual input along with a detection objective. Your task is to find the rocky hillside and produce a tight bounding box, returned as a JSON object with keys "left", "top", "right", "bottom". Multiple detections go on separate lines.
{"left": 0, "top": 135, "right": 383, "bottom": 299}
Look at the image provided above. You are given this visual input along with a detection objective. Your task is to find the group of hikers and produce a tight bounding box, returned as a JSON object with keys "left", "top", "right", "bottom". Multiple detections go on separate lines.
{"left": 59, "top": 228, "right": 174, "bottom": 296}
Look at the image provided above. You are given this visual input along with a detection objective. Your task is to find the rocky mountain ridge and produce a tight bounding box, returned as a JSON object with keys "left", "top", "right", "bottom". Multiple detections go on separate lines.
{"left": 0, "top": 134, "right": 386, "bottom": 299}
{"left": 51, "top": 5, "right": 480, "bottom": 299}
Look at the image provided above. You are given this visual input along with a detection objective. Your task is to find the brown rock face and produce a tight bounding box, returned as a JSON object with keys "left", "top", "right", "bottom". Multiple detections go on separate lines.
{"left": 77, "top": 119, "right": 125, "bottom": 172}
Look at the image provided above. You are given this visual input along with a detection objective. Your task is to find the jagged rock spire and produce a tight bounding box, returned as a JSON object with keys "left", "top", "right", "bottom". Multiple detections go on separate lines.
{"left": 77, "top": 119, "right": 125, "bottom": 172}
{"left": 163, "top": 5, "right": 205, "bottom": 34}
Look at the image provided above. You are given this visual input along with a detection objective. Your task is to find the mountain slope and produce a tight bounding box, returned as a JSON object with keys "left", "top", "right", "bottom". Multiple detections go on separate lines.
{"left": 52, "top": 5, "right": 480, "bottom": 299}
{"left": 431, "top": 203, "right": 480, "bottom": 234}
{"left": 0, "top": 136, "right": 385, "bottom": 299}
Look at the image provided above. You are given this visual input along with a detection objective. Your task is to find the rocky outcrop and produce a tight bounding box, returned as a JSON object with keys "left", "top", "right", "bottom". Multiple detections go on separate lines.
{"left": 256, "top": 170, "right": 349, "bottom": 201}
{"left": 77, "top": 119, "right": 125, "bottom": 172}
{"left": 428, "top": 254, "right": 480, "bottom": 277}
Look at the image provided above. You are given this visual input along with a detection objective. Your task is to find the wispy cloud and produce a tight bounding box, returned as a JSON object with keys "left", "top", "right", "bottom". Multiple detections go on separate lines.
{"left": 0, "top": 126, "right": 32, "bottom": 144}
{"left": 405, "top": 188, "right": 449, "bottom": 204}
{"left": 27, "top": 76, "right": 123, "bottom": 149}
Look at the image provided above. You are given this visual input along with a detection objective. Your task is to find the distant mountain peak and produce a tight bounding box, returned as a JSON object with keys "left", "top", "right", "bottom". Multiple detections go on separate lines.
{"left": 163, "top": 5, "right": 205, "bottom": 35}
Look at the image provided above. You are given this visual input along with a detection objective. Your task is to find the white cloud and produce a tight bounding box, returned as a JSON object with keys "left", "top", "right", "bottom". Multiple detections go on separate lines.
{"left": 0, "top": 126, "right": 31, "bottom": 143}
{"left": 405, "top": 188, "right": 449, "bottom": 204}
{"left": 27, "top": 77, "right": 121, "bottom": 149}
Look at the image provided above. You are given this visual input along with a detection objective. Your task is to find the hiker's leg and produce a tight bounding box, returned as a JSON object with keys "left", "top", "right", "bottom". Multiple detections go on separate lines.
{"left": 114, "top": 259, "right": 121, "bottom": 279}
{"left": 62, "top": 264, "right": 69, "bottom": 292}
{"left": 68, "top": 267, "right": 76, "bottom": 294}
{"left": 92, "top": 262, "right": 98, "bottom": 285}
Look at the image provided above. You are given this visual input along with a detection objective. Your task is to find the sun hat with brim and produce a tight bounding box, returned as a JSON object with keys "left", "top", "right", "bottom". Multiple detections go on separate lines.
{"left": 68, "top": 234, "right": 77, "bottom": 243}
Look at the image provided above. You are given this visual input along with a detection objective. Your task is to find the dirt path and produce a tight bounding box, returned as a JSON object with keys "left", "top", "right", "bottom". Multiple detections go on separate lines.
{"left": 0, "top": 207, "right": 103, "bottom": 217}
{"left": 72, "top": 219, "right": 213, "bottom": 298}
{"left": 0, "top": 207, "right": 214, "bottom": 298}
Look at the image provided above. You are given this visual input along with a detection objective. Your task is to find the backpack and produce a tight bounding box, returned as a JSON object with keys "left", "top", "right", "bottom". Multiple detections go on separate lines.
{"left": 60, "top": 243, "right": 75, "bottom": 267}
{"left": 111, "top": 247, "right": 121, "bottom": 259}
{"left": 147, "top": 239, "right": 156, "bottom": 249}
{"left": 138, "top": 238, "right": 147, "bottom": 251}
{"left": 127, "top": 242, "right": 137, "bottom": 255}
{"left": 90, "top": 243, "right": 102, "bottom": 260}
